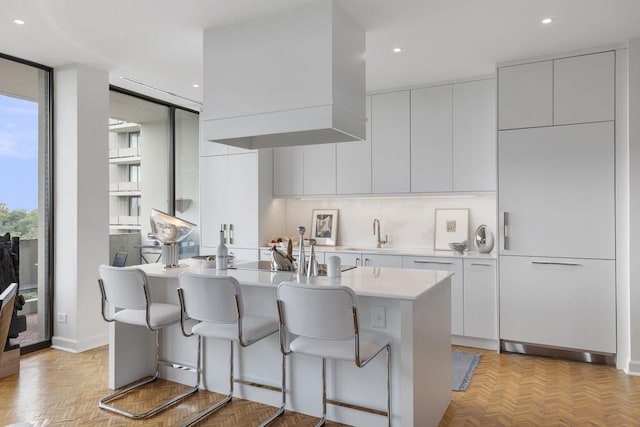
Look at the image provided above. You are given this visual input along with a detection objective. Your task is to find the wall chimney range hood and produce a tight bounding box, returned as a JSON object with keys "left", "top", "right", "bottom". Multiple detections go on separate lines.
{"left": 202, "top": 0, "right": 365, "bottom": 149}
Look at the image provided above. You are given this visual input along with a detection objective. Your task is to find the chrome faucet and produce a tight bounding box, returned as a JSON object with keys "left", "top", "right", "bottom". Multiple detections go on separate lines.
{"left": 373, "top": 218, "right": 388, "bottom": 248}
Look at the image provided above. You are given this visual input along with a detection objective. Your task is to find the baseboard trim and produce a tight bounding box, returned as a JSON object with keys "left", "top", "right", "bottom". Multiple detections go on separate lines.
{"left": 452, "top": 335, "right": 499, "bottom": 351}
{"left": 52, "top": 334, "right": 108, "bottom": 353}
{"left": 627, "top": 360, "right": 640, "bottom": 375}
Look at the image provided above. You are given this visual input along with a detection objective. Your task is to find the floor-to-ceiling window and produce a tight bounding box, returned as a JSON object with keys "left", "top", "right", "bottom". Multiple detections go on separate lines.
{"left": 0, "top": 53, "right": 52, "bottom": 353}
{"left": 108, "top": 88, "right": 199, "bottom": 265}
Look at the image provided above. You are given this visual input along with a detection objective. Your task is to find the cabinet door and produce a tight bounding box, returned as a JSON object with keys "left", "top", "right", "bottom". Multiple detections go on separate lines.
{"left": 453, "top": 79, "right": 496, "bottom": 192}
{"left": 499, "top": 256, "right": 616, "bottom": 353}
{"left": 463, "top": 259, "right": 496, "bottom": 340}
{"left": 228, "top": 153, "right": 259, "bottom": 248}
{"left": 337, "top": 96, "right": 371, "bottom": 194}
{"left": 498, "top": 61, "right": 553, "bottom": 130}
{"left": 273, "top": 146, "right": 303, "bottom": 196}
{"left": 403, "top": 256, "right": 463, "bottom": 335}
{"left": 554, "top": 51, "right": 615, "bottom": 125}
{"left": 498, "top": 122, "right": 615, "bottom": 259}
{"left": 304, "top": 144, "right": 336, "bottom": 195}
{"left": 371, "top": 91, "right": 411, "bottom": 193}
{"left": 362, "top": 253, "right": 403, "bottom": 268}
{"left": 410, "top": 85, "right": 453, "bottom": 192}
{"left": 200, "top": 155, "right": 228, "bottom": 247}
{"left": 331, "top": 252, "right": 362, "bottom": 267}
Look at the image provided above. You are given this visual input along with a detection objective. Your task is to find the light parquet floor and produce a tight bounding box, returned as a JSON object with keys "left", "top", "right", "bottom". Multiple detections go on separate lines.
{"left": 2, "top": 345, "right": 640, "bottom": 426}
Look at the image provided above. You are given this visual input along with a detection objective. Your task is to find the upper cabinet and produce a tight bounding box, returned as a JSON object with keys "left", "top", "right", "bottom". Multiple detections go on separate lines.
{"left": 553, "top": 51, "right": 615, "bottom": 125}
{"left": 498, "top": 61, "right": 553, "bottom": 130}
{"left": 498, "top": 51, "right": 615, "bottom": 130}
{"left": 274, "top": 78, "right": 497, "bottom": 197}
{"left": 410, "top": 85, "right": 453, "bottom": 192}
{"left": 337, "top": 96, "right": 372, "bottom": 194}
{"left": 453, "top": 79, "right": 497, "bottom": 192}
{"left": 303, "top": 143, "right": 337, "bottom": 195}
{"left": 411, "top": 78, "right": 496, "bottom": 193}
{"left": 273, "top": 146, "right": 303, "bottom": 197}
{"left": 371, "top": 91, "right": 411, "bottom": 194}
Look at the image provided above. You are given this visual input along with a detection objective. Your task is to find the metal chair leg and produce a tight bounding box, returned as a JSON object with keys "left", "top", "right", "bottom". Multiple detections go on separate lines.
{"left": 181, "top": 340, "right": 234, "bottom": 427}
{"left": 387, "top": 345, "right": 391, "bottom": 427}
{"left": 258, "top": 351, "right": 287, "bottom": 426}
{"left": 314, "top": 357, "right": 327, "bottom": 427}
{"left": 99, "top": 330, "right": 200, "bottom": 419}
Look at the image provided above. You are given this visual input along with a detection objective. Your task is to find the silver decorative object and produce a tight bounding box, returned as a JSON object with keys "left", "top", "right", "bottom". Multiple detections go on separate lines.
{"left": 473, "top": 224, "right": 494, "bottom": 253}
{"left": 150, "top": 209, "right": 197, "bottom": 268}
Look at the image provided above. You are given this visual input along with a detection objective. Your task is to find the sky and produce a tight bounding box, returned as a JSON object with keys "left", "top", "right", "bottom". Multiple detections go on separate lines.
{"left": 0, "top": 94, "right": 39, "bottom": 211}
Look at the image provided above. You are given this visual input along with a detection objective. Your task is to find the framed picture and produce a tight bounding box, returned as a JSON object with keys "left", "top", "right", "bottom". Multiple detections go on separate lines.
{"left": 434, "top": 208, "right": 469, "bottom": 250}
{"left": 311, "top": 209, "right": 338, "bottom": 246}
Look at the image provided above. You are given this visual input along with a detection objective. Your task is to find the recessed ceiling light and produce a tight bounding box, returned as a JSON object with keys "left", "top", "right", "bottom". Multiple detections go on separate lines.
{"left": 393, "top": 47, "right": 402, "bottom": 53}
{"left": 13, "top": 19, "right": 25, "bottom": 25}
{"left": 541, "top": 17, "right": 553, "bottom": 24}
{"left": 192, "top": 84, "right": 200, "bottom": 88}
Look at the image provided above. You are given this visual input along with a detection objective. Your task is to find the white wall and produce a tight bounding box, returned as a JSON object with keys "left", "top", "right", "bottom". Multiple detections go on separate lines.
{"left": 616, "top": 48, "right": 630, "bottom": 371}
{"left": 53, "top": 64, "right": 109, "bottom": 353}
{"left": 283, "top": 195, "right": 496, "bottom": 251}
{"left": 627, "top": 37, "right": 640, "bottom": 373}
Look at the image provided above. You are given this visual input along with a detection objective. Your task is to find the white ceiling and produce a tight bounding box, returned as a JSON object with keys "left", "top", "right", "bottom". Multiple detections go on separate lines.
{"left": 1, "top": 0, "right": 640, "bottom": 110}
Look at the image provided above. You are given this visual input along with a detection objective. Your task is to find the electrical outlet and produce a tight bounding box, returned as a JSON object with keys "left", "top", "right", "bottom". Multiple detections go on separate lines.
{"left": 372, "top": 305, "right": 386, "bottom": 328}
{"left": 57, "top": 313, "right": 67, "bottom": 324}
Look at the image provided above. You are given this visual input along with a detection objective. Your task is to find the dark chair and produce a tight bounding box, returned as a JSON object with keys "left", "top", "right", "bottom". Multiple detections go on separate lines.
{"left": 112, "top": 252, "right": 127, "bottom": 267}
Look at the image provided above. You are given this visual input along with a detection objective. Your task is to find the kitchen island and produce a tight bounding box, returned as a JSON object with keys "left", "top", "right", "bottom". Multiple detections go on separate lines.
{"left": 108, "top": 260, "right": 452, "bottom": 427}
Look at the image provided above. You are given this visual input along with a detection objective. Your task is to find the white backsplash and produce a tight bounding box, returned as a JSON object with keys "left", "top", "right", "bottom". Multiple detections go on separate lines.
{"left": 280, "top": 195, "right": 497, "bottom": 251}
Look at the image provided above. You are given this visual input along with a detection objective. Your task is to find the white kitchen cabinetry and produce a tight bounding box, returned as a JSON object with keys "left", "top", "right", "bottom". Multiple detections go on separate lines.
{"left": 371, "top": 91, "right": 411, "bottom": 194}
{"left": 500, "top": 256, "right": 616, "bottom": 353}
{"left": 553, "top": 51, "right": 615, "bottom": 125}
{"left": 274, "top": 143, "right": 337, "bottom": 196}
{"left": 273, "top": 146, "right": 303, "bottom": 196}
{"left": 337, "top": 96, "right": 371, "bottom": 194}
{"left": 332, "top": 252, "right": 402, "bottom": 268}
{"left": 453, "top": 79, "right": 496, "bottom": 191}
{"left": 498, "top": 60, "right": 553, "bottom": 130}
{"left": 498, "top": 122, "right": 615, "bottom": 259}
{"left": 304, "top": 143, "right": 336, "bottom": 195}
{"left": 463, "top": 259, "right": 496, "bottom": 340}
{"left": 403, "top": 256, "right": 464, "bottom": 336}
{"left": 410, "top": 85, "right": 453, "bottom": 192}
{"left": 499, "top": 51, "right": 615, "bottom": 130}
{"left": 200, "top": 150, "right": 276, "bottom": 257}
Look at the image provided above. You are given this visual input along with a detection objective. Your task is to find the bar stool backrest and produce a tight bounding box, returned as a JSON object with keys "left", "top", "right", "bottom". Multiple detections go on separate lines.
{"left": 179, "top": 273, "right": 243, "bottom": 323}
{"left": 99, "top": 265, "right": 148, "bottom": 310}
{"left": 277, "top": 282, "right": 357, "bottom": 341}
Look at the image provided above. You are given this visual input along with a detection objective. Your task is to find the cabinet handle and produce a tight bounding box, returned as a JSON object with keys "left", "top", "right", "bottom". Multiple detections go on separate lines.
{"left": 229, "top": 224, "right": 234, "bottom": 245}
{"left": 503, "top": 212, "right": 509, "bottom": 250}
{"left": 413, "top": 260, "right": 453, "bottom": 265}
{"left": 356, "top": 258, "right": 361, "bottom": 266}
{"left": 364, "top": 258, "right": 370, "bottom": 266}
{"left": 470, "top": 263, "right": 493, "bottom": 267}
{"left": 531, "top": 261, "right": 581, "bottom": 267}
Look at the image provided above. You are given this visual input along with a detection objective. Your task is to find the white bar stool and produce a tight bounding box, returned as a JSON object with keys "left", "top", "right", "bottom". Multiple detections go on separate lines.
{"left": 97, "top": 265, "right": 199, "bottom": 419}
{"left": 177, "top": 273, "right": 285, "bottom": 427}
{"left": 276, "top": 281, "right": 392, "bottom": 427}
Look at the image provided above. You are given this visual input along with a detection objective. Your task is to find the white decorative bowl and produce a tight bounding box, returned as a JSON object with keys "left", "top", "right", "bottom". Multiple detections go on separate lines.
{"left": 448, "top": 241, "right": 468, "bottom": 253}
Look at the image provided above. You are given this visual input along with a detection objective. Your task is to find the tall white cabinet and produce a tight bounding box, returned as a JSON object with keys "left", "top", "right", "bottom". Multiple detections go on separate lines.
{"left": 497, "top": 50, "right": 617, "bottom": 355}
{"left": 200, "top": 146, "right": 283, "bottom": 258}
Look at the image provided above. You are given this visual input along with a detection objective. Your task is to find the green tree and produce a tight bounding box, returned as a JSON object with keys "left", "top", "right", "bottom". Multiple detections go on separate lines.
{"left": 0, "top": 203, "right": 38, "bottom": 239}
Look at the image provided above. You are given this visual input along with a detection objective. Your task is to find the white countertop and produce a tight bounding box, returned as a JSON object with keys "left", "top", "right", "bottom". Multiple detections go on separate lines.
{"left": 136, "top": 259, "right": 453, "bottom": 301}
{"left": 260, "top": 244, "right": 496, "bottom": 260}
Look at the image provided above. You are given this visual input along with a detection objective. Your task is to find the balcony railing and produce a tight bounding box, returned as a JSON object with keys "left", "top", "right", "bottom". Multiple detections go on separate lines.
{"left": 109, "top": 216, "right": 141, "bottom": 226}
{"left": 108, "top": 146, "right": 140, "bottom": 159}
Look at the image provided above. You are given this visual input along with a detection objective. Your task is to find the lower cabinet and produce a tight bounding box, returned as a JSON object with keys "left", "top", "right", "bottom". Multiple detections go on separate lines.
{"left": 499, "top": 256, "right": 616, "bottom": 353}
{"left": 333, "top": 252, "right": 403, "bottom": 268}
{"left": 463, "top": 259, "right": 497, "bottom": 340}
{"left": 403, "top": 256, "right": 464, "bottom": 336}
